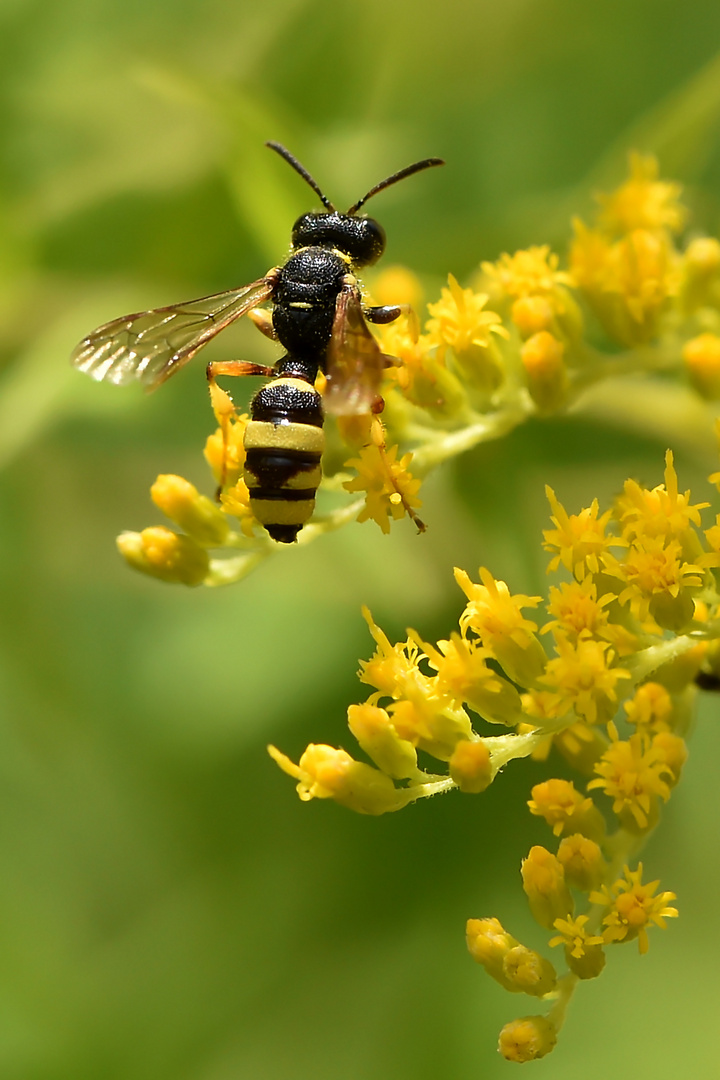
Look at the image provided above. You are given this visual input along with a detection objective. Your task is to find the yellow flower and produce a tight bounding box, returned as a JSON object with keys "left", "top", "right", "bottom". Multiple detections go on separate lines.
{"left": 454, "top": 566, "right": 547, "bottom": 685}
{"left": 543, "top": 578, "right": 615, "bottom": 640}
{"left": 419, "top": 631, "right": 523, "bottom": 724}
{"left": 343, "top": 441, "right": 423, "bottom": 534}
{"left": 543, "top": 487, "right": 619, "bottom": 580}
{"left": 426, "top": 274, "right": 508, "bottom": 354}
{"left": 570, "top": 222, "right": 679, "bottom": 345}
{"left": 267, "top": 743, "right": 407, "bottom": 815}
{"left": 527, "top": 779, "right": 606, "bottom": 841}
{"left": 549, "top": 913, "right": 605, "bottom": 960}
{"left": 358, "top": 607, "right": 428, "bottom": 701}
{"left": 590, "top": 863, "right": 678, "bottom": 954}
{"left": 358, "top": 612, "right": 474, "bottom": 759}
{"left": 219, "top": 477, "right": 258, "bottom": 538}
{"left": 603, "top": 535, "right": 705, "bottom": 630}
{"left": 204, "top": 383, "right": 248, "bottom": 489}
{"left": 378, "top": 323, "right": 469, "bottom": 415}
{"left": 615, "top": 450, "right": 709, "bottom": 543}
{"left": 652, "top": 731, "right": 688, "bottom": 786}
{"left": 539, "top": 633, "right": 631, "bottom": 726}
{"left": 482, "top": 245, "right": 573, "bottom": 299}
{"left": 588, "top": 723, "right": 674, "bottom": 831}
{"left": 596, "top": 153, "right": 686, "bottom": 236}
{"left": 623, "top": 682, "right": 674, "bottom": 733}
{"left": 553, "top": 722, "right": 609, "bottom": 777}
{"left": 387, "top": 696, "right": 473, "bottom": 761}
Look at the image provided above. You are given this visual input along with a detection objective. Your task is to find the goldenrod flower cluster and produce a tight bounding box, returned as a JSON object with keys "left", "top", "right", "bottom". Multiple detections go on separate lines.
{"left": 117, "top": 153, "right": 720, "bottom": 586}
{"left": 270, "top": 443, "right": 720, "bottom": 1058}
{"left": 112, "top": 156, "right": 720, "bottom": 1057}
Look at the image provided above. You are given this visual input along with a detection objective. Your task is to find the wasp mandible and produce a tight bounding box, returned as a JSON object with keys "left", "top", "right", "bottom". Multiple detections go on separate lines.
{"left": 72, "top": 142, "right": 444, "bottom": 542}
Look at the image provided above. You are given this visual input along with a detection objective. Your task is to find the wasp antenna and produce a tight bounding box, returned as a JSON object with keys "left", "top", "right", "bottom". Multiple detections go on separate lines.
{"left": 266, "top": 141, "right": 336, "bottom": 212}
{"left": 347, "top": 157, "right": 444, "bottom": 215}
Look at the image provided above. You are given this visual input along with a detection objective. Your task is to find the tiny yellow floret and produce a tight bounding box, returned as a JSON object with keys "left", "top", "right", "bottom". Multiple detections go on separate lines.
{"left": 596, "top": 153, "right": 686, "bottom": 236}
{"left": 343, "top": 442, "right": 423, "bottom": 534}
{"left": 528, "top": 779, "right": 606, "bottom": 841}
{"left": 543, "top": 488, "right": 618, "bottom": 580}
{"left": 454, "top": 566, "right": 547, "bottom": 685}
{"left": 588, "top": 724, "right": 674, "bottom": 831}
{"left": 590, "top": 864, "right": 678, "bottom": 954}
{"left": 549, "top": 914, "right": 605, "bottom": 978}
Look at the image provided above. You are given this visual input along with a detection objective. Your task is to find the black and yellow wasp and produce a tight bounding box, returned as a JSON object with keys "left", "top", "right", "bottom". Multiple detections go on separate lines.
{"left": 71, "top": 142, "right": 444, "bottom": 543}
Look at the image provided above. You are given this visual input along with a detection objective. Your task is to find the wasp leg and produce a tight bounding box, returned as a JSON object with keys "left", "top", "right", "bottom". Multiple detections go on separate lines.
{"left": 248, "top": 308, "right": 278, "bottom": 340}
{"left": 369, "top": 415, "right": 426, "bottom": 534}
{"left": 365, "top": 303, "right": 419, "bottom": 342}
{"left": 206, "top": 360, "right": 275, "bottom": 381}
{"left": 365, "top": 304, "right": 402, "bottom": 323}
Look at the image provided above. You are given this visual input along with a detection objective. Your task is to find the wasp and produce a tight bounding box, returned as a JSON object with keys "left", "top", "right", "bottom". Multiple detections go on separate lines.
{"left": 71, "top": 141, "right": 444, "bottom": 543}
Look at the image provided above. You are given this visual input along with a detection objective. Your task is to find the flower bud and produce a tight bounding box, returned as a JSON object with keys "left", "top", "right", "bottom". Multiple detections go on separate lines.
{"left": 566, "top": 941, "right": 606, "bottom": 980}
{"left": 151, "top": 474, "right": 230, "bottom": 545}
{"left": 521, "top": 846, "right": 574, "bottom": 929}
{"left": 449, "top": 739, "right": 492, "bottom": 793}
{"left": 528, "top": 779, "right": 606, "bottom": 841}
{"left": 683, "top": 333, "right": 720, "bottom": 399}
{"left": 466, "top": 917, "right": 519, "bottom": 991}
{"left": 521, "top": 331, "right": 569, "bottom": 411}
{"left": 652, "top": 731, "right": 687, "bottom": 786}
{"left": 268, "top": 743, "right": 408, "bottom": 815}
{"left": 556, "top": 834, "right": 607, "bottom": 891}
{"left": 502, "top": 946, "right": 557, "bottom": 997}
{"left": 511, "top": 295, "right": 555, "bottom": 337}
{"left": 346, "top": 704, "right": 419, "bottom": 780}
{"left": 498, "top": 1016, "right": 557, "bottom": 1062}
{"left": 117, "top": 527, "right": 209, "bottom": 586}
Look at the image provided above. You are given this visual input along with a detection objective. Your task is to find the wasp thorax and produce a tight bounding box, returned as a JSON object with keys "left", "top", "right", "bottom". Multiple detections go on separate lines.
{"left": 291, "top": 212, "right": 386, "bottom": 267}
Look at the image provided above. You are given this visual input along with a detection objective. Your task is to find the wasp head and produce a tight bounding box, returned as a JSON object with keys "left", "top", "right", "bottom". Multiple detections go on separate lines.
{"left": 291, "top": 212, "right": 386, "bottom": 267}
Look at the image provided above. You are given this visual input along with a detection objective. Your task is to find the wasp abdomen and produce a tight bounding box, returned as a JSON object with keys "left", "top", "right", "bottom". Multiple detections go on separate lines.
{"left": 244, "top": 376, "right": 325, "bottom": 544}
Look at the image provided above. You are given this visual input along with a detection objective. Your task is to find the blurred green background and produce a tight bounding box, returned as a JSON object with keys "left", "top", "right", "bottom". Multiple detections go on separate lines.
{"left": 2, "top": 0, "right": 720, "bottom": 1076}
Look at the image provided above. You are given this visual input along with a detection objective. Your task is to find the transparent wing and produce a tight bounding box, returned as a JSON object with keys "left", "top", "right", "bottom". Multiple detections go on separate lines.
{"left": 324, "top": 281, "right": 384, "bottom": 416}
{"left": 71, "top": 276, "right": 276, "bottom": 390}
